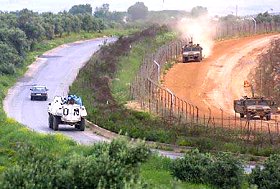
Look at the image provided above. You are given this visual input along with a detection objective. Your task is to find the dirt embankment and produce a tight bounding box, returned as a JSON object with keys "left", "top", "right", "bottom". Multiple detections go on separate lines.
{"left": 163, "top": 34, "right": 280, "bottom": 117}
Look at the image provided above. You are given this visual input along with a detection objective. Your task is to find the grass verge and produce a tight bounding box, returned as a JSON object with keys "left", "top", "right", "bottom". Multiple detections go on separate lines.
{"left": 0, "top": 29, "right": 136, "bottom": 170}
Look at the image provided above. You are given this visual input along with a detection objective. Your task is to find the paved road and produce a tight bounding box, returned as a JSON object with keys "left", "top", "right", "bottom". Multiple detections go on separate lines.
{"left": 4, "top": 38, "right": 115, "bottom": 144}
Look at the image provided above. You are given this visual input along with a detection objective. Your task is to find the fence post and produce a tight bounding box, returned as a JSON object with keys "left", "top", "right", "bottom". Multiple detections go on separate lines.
{"left": 153, "top": 60, "right": 161, "bottom": 83}
{"left": 190, "top": 105, "right": 195, "bottom": 123}
{"left": 220, "top": 108, "right": 223, "bottom": 128}
{"left": 166, "top": 88, "right": 174, "bottom": 122}
{"left": 207, "top": 107, "right": 211, "bottom": 127}
{"left": 148, "top": 79, "right": 151, "bottom": 112}
{"left": 196, "top": 106, "right": 199, "bottom": 123}
{"left": 185, "top": 101, "right": 188, "bottom": 122}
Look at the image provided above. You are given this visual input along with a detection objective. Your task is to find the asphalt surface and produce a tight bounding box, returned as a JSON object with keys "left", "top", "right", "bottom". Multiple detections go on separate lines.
{"left": 4, "top": 37, "right": 116, "bottom": 144}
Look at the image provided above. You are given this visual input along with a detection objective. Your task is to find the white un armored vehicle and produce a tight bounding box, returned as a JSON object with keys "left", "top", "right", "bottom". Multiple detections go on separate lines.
{"left": 48, "top": 95, "right": 87, "bottom": 131}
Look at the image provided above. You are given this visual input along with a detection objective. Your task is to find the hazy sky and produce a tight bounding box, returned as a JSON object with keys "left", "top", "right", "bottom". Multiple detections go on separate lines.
{"left": 1, "top": 0, "right": 279, "bottom": 16}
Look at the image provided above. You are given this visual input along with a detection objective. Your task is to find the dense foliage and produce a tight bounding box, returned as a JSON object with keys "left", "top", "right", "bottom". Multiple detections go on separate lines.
{"left": 69, "top": 4, "right": 93, "bottom": 15}
{"left": 190, "top": 6, "right": 208, "bottom": 17}
{"left": 0, "top": 4, "right": 124, "bottom": 75}
{"left": 171, "top": 150, "right": 212, "bottom": 184}
{"left": 0, "top": 138, "right": 151, "bottom": 189}
{"left": 170, "top": 150, "right": 244, "bottom": 189}
{"left": 250, "top": 154, "right": 280, "bottom": 189}
{"left": 255, "top": 11, "right": 280, "bottom": 23}
{"left": 127, "top": 2, "right": 149, "bottom": 21}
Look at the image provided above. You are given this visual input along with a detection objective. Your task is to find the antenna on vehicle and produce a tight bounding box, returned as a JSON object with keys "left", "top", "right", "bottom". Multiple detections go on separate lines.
{"left": 251, "top": 84, "right": 255, "bottom": 98}
{"left": 189, "top": 36, "right": 193, "bottom": 44}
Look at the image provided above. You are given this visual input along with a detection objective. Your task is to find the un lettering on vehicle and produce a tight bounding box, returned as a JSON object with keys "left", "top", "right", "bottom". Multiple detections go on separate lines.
{"left": 63, "top": 108, "right": 80, "bottom": 116}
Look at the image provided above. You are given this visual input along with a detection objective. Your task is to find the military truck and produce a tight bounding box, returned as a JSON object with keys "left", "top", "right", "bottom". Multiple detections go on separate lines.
{"left": 181, "top": 40, "right": 203, "bottom": 63}
{"left": 234, "top": 96, "right": 277, "bottom": 120}
{"left": 48, "top": 95, "right": 87, "bottom": 131}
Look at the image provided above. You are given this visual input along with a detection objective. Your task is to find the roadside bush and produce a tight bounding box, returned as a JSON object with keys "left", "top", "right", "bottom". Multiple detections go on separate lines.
{"left": 0, "top": 138, "right": 151, "bottom": 189}
{"left": 171, "top": 150, "right": 245, "bottom": 188}
{"left": 207, "top": 153, "right": 244, "bottom": 189}
{"left": 0, "top": 42, "right": 22, "bottom": 66}
{"left": 0, "top": 63, "right": 16, "bottom": 75}
{"left": 0, "top": 144, "right": 64, "bottom": 189}
{"left": 249, "top": 154, "right": 280, "bottom": 189}
{"left": 170, "top": 149, "right": 212, "bottom": 184}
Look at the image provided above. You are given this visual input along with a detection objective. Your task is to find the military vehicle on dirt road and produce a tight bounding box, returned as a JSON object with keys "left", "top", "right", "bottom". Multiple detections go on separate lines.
{"left": 181, "top": 39, "right": 203, "bottom": 63}
{"left": 234, "top": 96, "right": 277, "bottom": 120}
{"left": 48, "top": 95, "right": 87, "bottom": 131}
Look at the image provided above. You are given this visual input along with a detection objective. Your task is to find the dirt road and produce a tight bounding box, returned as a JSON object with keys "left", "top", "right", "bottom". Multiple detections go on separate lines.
{"left": 164, "top": 34, "right": 280, "bottom": 117}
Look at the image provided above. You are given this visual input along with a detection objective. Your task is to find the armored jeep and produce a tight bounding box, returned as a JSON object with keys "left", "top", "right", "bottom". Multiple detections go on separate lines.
{"left": 48, "top": 95, "right": 87, "bottom": 131}
{"left": 234, "top": 96, "right": 277, "bottom": 120}
{"left": 182, "top": 40, "right": 203, "bottom": 63}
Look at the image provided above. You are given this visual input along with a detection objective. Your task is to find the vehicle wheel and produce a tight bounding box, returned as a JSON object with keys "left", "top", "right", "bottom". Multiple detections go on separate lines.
{"left": 240, "top": 113, "right": 244, "bottom": 118}
{"left": 266, "top": 115, "right": 271, "bottom": 120}
{"left": 48, "top": 114, "right": 53, "bottom": 129}
{"left": 79, "top": 118, "right": 85, "bottom": 131}
{"left": 53, "top": 116, "right": 60, "bottom": 131}
{"left": 31, "top": 96, "right": 34, "bottom": 101}
{"left": 184, "top": 57, "right": 188, "bottom": 63}
{"left": 44, "top": 97, "right": 48, "bottom": 101}
{"left": 75, "top": 124, "right": 80, "bottom": 129}
{"left": 246, "top": 113, "right": 251, "bottom": 120}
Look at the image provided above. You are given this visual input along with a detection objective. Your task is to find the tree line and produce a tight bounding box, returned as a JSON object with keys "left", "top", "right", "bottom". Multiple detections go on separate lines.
{"left": 0, "top": 3, "right": 127, "bottom": 75}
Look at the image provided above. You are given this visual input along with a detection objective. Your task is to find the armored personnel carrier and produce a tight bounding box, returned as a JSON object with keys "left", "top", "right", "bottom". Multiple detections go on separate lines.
{"left": 48, "top": 95, "right": 87, "bottom": 131}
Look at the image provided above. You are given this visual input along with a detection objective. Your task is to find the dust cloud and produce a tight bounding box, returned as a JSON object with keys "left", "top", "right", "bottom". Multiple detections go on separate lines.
{"left": 175, "top": 16, "right": 217, "bottom": 58}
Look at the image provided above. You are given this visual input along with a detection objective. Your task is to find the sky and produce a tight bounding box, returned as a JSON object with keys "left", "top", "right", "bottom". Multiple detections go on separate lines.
{"left": 0, "top": 0, "right": 279, "bottom": 16}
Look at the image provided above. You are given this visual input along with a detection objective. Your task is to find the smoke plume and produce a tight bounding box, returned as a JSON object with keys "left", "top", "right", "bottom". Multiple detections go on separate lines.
{"left": 175, "top": 16, "right": 216, "bottom": 58}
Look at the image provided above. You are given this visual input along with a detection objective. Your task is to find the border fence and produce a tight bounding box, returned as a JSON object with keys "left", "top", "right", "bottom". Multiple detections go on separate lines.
{"left": 130, "top": 21, "right": 280, "bottom": 143}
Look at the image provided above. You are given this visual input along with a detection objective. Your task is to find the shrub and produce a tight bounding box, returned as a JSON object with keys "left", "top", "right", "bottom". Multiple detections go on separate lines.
{"left": 0, "top": 63, "right": 16, "bottom": 75}
{"left": 249, "top": 154, "right": 280, "bottom": 189}
{"left": 207, "top": 153, "right": 244, "bottom": 189}
{"left": 171, "top": 150, "right": 245, "bottom": 188}
{"left": 0, "top": 138, "right": 151, "bottom": 189}
{"left": 170, "top": 149, "right": 212, "bottom": 184}
{"left": 0, "top": 145, "right": 65, "bottom": 189}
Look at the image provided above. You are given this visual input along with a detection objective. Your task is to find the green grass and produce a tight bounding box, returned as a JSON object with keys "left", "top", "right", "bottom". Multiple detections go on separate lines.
{"left": 141, "top": 155, "right": 211, "bottom": 189}
{"left": 112, "top": 32, "right": 176, "bottom": 103}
